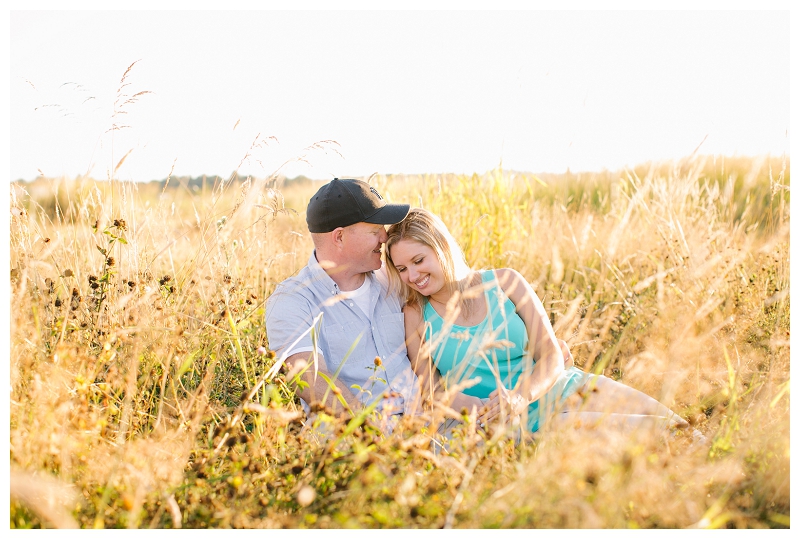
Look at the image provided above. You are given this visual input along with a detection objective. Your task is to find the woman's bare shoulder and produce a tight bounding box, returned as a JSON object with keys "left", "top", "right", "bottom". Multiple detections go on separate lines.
{"left": 402, "top": 302, "right": 423, "bottom": 320}
{"left": 493, "top": 267, "right": 525, "bottom": 285}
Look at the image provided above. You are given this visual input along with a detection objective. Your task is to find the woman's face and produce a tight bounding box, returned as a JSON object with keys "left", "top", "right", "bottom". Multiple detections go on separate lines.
{"left": 389, "top": 239, "right": 445, "bottom": 297}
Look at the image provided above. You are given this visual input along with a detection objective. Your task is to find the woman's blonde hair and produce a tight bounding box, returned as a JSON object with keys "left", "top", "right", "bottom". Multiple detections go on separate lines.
{"left": 386, "top": 207, "right": 473, "bottom": 311}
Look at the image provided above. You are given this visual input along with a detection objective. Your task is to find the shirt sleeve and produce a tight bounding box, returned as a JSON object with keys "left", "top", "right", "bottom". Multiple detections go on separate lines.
{"left": 264, "top": 285, "right": 322, "bottom": 357}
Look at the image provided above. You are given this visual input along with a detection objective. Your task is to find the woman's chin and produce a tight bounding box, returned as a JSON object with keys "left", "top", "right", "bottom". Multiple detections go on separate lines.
{"left": 415, "top": 286, "right": 433, "bottom": 297}
{"left": 405, "top": 284, "right": 431, "bottom": 297}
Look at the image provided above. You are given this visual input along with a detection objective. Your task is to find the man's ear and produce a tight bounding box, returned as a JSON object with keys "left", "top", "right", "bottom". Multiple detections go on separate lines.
{"left": 331, "top": 227, "right": 345, "bottom": 248}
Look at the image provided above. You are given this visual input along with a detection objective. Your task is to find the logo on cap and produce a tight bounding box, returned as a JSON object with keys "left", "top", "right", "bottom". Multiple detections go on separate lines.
{"left": 369, "top": 186, "right": 384, "bottom": 200}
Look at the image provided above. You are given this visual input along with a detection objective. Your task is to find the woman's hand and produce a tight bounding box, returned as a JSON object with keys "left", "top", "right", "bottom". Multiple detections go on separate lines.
{"left": 477, "top": 386, "right": 529, "bottom": 427}
{"left": 450, "top": 393, "right": 485, "bottom": 416}
{"left": 558, "top": 339, "right": 574, "bottom": 368}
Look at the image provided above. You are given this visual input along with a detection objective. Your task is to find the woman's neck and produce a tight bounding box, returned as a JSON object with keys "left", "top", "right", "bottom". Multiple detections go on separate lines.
{"left": 428, "top": 285, "right": 451, "bottom": 307}
{"left": 427, "top": 271, "right": 484, "bottom": 325}
{"left": 428, "top": 272, "right": 477, "bottom": 307}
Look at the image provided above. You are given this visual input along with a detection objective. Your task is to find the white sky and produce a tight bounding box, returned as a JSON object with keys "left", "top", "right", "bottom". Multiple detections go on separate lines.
{"left": 7, "top": 4, "right": 792, "bottom": 182}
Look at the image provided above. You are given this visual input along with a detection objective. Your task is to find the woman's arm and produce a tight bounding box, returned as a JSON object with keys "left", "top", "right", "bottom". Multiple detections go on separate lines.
{"left": 403, "top": 303, "right": 433, "bottom": 399}
{"left": 403, "top": 303, "right": 484, "bottom": 414}
{"left": 481, "top": 268, "right": 566, "bottom": 422}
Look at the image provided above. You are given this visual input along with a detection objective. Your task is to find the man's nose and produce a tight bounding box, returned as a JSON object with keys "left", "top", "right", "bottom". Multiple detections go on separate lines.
{"left": 378, "top": 227, "right": 388, "bottom": 243}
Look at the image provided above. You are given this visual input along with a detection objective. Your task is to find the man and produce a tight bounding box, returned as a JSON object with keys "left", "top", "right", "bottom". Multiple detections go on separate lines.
{"left": 265, "top": 178, "right": 417, "bottom": 432}
{"left": 265, "top": 177, "right": 574, "bottom": 435}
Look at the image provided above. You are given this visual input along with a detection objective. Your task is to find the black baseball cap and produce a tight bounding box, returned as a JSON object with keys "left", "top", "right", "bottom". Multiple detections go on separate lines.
{"left": 306, "top": 178, "right": 410, "bottom": 233}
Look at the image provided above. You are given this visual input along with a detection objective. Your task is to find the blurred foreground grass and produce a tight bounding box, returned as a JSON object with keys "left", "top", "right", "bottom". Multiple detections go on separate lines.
{"left": 9, "top": 154, "right": 790, "bottom": 528}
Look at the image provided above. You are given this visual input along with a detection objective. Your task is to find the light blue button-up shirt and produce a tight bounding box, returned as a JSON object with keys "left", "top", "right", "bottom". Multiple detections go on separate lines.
{"left": 265, "top": 251, "right": 420, "bottom": 416}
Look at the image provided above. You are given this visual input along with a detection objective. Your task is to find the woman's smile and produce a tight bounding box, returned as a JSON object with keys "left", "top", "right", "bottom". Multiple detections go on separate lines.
{"left": 413, "top": 274, "right": 430, "bottom": 289}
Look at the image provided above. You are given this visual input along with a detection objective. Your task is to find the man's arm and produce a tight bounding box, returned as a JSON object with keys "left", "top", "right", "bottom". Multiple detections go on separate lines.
{"left": 265, "top": 286, "right": 360, "bottom": 415}
{"left": 285, "top": 351, "right": 362, "bottom": 416}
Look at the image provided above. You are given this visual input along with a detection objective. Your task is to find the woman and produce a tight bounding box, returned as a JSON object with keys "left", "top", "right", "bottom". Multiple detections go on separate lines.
{"left": 386, "top": 208, "right": 692, "bottom": 438}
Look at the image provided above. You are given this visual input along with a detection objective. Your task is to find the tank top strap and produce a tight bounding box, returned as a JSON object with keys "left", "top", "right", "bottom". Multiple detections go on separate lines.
{"left": 422, "top": 299, "right": 439, "bottom": 323}
{"left": 480, "top": 269, "right": 506, "bottom": 311}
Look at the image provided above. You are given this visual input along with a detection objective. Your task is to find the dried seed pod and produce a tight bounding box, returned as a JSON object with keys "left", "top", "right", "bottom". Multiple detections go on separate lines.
{"left": 310, "top": 402, "right": 324, "bottom": 413}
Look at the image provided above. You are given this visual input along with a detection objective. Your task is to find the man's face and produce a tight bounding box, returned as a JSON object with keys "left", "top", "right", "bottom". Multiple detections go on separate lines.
{"left": 341, "top": 222, "right": 389, "bottom": 272}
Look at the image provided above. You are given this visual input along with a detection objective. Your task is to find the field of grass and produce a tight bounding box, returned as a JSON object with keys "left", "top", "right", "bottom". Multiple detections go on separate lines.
{"left": 8, "top": 153, "right": 790, "bottom": 528}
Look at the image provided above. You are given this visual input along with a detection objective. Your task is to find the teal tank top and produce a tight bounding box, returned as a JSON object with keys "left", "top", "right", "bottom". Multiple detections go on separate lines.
{"left": 422, "top": 270, "right": 588, "bottom": 432}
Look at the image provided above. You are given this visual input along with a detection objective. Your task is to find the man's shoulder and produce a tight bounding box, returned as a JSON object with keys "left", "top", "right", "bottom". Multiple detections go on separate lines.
{"left": 273, "top": 267, "right": 312, "bottom": 291}
{"left": 266, "top": 266, "right": 317, "bottom": 310}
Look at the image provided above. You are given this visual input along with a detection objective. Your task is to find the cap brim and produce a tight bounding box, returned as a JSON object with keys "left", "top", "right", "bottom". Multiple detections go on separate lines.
{"left": 363, "top": 203, "right": 410, "bottom": 225}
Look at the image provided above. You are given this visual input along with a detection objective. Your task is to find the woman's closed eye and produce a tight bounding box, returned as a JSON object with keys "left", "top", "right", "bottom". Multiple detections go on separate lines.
{"left": 396, "top": 257, "right": 423, "bottom": 273}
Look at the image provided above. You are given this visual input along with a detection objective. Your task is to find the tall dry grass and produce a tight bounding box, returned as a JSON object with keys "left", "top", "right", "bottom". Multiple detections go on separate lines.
{"left": 9, "top": 152, "right": 789, "bottom": 529}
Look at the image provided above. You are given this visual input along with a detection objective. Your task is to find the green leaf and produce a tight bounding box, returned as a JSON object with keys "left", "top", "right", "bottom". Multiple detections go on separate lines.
{"left": 236, "top": 319, "right": 251, "bottom": 331}
{"left": 318, "top": 372, "right": 354, "bottom": 416}
{"left": 177, "top": 350, "right": 201, "bottom": 378}
{"left": 319, "top": 333, "right": 362, "bottom": 406}
{"left": 336, "top": 399, "right": 381, "bottom": 440}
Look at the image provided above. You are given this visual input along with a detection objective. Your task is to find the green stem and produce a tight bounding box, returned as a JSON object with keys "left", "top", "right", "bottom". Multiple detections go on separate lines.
{"left": 227, "top": 309, "right": 251, "bottom": 387}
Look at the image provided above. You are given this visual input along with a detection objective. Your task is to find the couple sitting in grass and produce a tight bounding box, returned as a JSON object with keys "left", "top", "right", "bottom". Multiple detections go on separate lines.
{"left": 265, "top": 178, "right": 697, "bottom": 445}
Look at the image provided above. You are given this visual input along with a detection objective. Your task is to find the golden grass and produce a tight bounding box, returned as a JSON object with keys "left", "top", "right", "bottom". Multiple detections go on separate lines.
{"left": 9, "top": 153, "right": 790, "bottom": 529}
